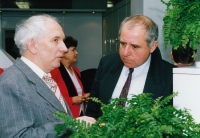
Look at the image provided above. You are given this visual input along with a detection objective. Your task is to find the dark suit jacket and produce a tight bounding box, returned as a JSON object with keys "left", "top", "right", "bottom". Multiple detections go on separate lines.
{"left": 85, "top": 47, "right": 176, "bottom": 119}
{"left": 0, "top": 58, "right": 72, "bottom": 138}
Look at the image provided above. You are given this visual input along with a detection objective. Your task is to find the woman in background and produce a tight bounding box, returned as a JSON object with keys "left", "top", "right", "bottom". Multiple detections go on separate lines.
{"left": 51, "top": 36, "right": 89, "bottom": 118}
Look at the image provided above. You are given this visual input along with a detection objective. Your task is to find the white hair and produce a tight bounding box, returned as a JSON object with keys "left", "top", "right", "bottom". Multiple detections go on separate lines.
{"left": 14, "top": 14, "right": 59, "bottom": 55}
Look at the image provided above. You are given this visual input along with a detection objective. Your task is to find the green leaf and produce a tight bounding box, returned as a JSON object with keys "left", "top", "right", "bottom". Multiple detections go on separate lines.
{"left": 161, "top": 0, "right": 200, "bottom": 50}
{"left": 54, "top": 92, "right": 200, "bottom": 137}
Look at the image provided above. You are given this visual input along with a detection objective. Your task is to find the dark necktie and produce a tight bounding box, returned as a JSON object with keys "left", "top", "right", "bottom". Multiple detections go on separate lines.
{"left": 119, "top": 68, "right": 134, "bottom": 107}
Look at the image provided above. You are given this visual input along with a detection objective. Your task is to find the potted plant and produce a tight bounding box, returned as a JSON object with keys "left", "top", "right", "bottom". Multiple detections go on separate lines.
{"left": 161, "top": 0, "right": 200, "bottom": 54}
{"left": 54, "top": 92, "right": 200, "bottom": 138}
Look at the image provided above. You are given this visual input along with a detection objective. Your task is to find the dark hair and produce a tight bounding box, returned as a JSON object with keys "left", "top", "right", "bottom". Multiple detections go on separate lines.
{"left": 172, "top": 45, "right": 196, "bottom": 64}
{"left": 64, "top": 36, "right": 78, "bottom": 48}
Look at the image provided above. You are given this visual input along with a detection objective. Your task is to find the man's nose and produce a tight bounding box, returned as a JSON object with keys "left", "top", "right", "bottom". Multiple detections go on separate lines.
{"left": 60, "top": 41, "right": 68, "bottom": 52}
{"left": 123, "top": 45, "right": 131, "bottom": 55}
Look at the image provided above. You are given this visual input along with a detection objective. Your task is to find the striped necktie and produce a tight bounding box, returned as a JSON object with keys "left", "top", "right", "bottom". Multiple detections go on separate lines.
{"left": 118, "top": 68, "right": 134, "bottom": 107}
{"left": 42, "top": 74, "right": 68, "bottom": 113}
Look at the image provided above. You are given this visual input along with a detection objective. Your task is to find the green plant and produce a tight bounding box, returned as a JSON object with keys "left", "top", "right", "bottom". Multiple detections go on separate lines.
{"left": 54, "top": 92, "right": 200, "bottom": 138}
{"left": 161, "top": 0, "right": 200, "bottom": 50}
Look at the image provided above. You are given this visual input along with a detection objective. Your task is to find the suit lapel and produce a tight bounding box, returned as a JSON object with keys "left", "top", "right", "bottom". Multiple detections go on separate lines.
{"left": 143, "top": 48, "right": 162, "bottom": 94}
{"left": 103, "top": 56, "right": 124, "bottom": 103}
{"left": 35, "top": 83, "right": 65, "bottom": 112}
{"left": 15, "top": 59, "right": 65, "bottom": 112}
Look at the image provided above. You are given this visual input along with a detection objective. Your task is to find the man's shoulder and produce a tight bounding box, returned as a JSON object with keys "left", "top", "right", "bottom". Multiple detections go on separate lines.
{"left": 151, "top": 47, "right": 175, "bottom": 69}
{"left": 0, "top": 64, "right": 22, "bottom": 84}
{"left": 4, "top": 59, "right": 27, "bottom": 75}
{"left": 156, "top": 59, "right": 176, "bottom": 76}
{"left": 161, "top": 59, "right": 176, "bottom": 69}
{"left": 1, "top": 59, "right": 38, "bottom": 83}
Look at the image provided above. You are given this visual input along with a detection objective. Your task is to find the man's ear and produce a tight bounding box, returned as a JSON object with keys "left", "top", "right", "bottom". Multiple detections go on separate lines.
{"left": 150, "top": 41, "right": 158, "bottom": 53}
{"left": 27, "top": 39, "right": 37, "bottom": 54}
{"left": 170, "top": 52, "right": 174, "bottom": 61}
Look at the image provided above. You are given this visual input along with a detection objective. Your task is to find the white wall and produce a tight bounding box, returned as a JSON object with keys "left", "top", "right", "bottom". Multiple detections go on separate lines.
{"left": 0, "top": 48, "right": 14, "bottom": 69}
{"left": 131, "top": 0, "right": 173, "bottom": 64}
{"left": 0, "top": 12, "right": 102, "bottom": 71}
{"left": 143, "top": 0, "right": 173, "bottom": 64}
{"left": 62, "top": 13, "right": 102, "bottom": 71}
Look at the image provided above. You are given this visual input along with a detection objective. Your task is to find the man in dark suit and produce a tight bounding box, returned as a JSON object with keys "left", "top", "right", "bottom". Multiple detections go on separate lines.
{"left": 86, "top": 14, "right": 175, "bottom": 119}
{"left": 0, "top": 14, "right": 95, "bottom": 138}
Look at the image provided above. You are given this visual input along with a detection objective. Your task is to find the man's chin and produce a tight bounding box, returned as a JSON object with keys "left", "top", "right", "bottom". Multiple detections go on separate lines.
{"left": 124, "top": 62, "right": 137, "bottom": 68}
{"left": 53, "top": 62, "right": 61, "bottom": 69}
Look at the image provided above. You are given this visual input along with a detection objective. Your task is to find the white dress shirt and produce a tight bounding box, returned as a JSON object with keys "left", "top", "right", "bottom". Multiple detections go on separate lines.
{"left": 21, "top": 56, "right": 46, "bottom": 79}
{"left": 112, "top": 55, "right": 151, "bottom": 101}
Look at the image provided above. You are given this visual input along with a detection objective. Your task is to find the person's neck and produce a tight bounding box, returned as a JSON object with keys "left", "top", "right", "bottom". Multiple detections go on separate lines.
{"left": 63, "top": 63, "right": 72, "bottom": 73}
{"left": 22, "top": 55, "right": 51, "bottom": 74}
{"left": 61, "top": 61, "right": 73, "bottom": 73}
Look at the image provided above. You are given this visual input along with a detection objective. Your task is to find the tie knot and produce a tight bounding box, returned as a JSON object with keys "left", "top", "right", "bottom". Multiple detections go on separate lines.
{"left": 42, "top": 74, "right": 56, "bottom": 84}
{"left": 43, "top": 73, "right": 51, "bottom": 78}
{"left": 129, "top": 68, "right": 134, "bottom": 74}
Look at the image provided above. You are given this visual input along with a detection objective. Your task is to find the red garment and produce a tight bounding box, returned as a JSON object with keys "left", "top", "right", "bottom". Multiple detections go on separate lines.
{"left": 50, "top": 67, "right": 85, "bottom": 118}
{"left": 0, "top": 68, "right": 4, "bottom": 75}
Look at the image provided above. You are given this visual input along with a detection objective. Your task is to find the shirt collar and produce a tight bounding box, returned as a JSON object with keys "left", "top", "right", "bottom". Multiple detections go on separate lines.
{"left": 21, "top": 56, "right": 47, "bottom": 79}
{"left": 123, "top": 54, "right": 151, "bottom": 78}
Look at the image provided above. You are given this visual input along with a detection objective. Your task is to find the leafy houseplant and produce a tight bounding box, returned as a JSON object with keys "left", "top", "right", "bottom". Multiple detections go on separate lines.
{"left": 161, "top": 0, "right": 200, "bottom": 52}
{"left": 54, "top": 92, "right": 200, "bottom": 138}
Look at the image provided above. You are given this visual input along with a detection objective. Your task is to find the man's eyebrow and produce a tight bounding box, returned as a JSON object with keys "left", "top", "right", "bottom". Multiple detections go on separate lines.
{"left": 53, "top": 36, "right": 59, "bottom": 38}
{"left": 131, "top": 44, "right": 139, "bottom": 47}
{"left": 119, "top": 40, "right": 126, "bottom": 43}
{"left": 53, "top": 36, "right": 63, "bottom": 40}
